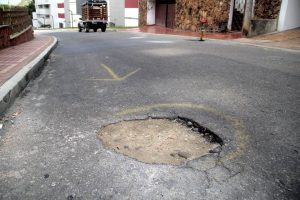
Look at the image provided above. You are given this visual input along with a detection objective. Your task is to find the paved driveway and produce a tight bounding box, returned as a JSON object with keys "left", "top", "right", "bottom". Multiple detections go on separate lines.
{"left": 0, "top": 30, "right": 299, "bottom": 200}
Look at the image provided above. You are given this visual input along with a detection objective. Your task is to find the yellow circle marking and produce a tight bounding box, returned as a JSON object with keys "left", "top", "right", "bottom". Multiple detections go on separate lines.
{"left": 116, "top": 103, "right": 248, "bottom": 161}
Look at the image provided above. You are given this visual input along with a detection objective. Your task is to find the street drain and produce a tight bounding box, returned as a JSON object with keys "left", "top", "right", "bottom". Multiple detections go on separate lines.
{"left": 98, "top": 117, "right": 223, "bottom": 165}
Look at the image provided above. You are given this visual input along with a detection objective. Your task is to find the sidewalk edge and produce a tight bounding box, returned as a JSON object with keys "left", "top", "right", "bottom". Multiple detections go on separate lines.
{"left": 127, "top": 31, "right": 300, "bottom": 53}
{"left": 0, "top": 36, "right": 58, "bottom": 115}
{"left": 228, "top": 40, "right": 300, "bottom": 53}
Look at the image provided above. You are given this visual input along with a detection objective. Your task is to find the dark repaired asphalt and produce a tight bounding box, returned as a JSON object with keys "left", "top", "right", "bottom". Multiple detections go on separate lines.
{"left": 0, "top": 30, "right": 299, "bottom": 200}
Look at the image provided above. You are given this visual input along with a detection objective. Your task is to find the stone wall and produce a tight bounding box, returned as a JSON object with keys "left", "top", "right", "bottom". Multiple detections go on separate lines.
{"left": 138, "top": 0, "right": 231, "bottom": 32}
{"left": 138, "top": 0, "right": 283, "bottom": 33}
{"left": 0, "top": 25, "right": 11, "bottom": 49}
{"left": 254, "top": 0, "right": 282, "bottom": 19}
{"left": 10, "top": 26, "right": 34, "bottom": 46}
{"left": 175, "top": 0, "right": 231, "bottom": 32}
{"left": 0, "top": 7, "right": 34, "bottom": 49}
{"left": 139, "top": 0, "right": 147, "bottom": 27}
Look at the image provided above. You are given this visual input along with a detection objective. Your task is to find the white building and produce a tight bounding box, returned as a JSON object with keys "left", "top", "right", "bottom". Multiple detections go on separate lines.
{"left": 33, "top": 0, "right": 79, "bottom": 28}
{"left": 77, "top": 0, "right": 139, "bottom": 27}
{"left": 108, "top": 0, "right": 138, "bottom": 27}
{"left": 33, "top": 0, "right": 138, "bottom": 29}
{"left": 278, "top": 0, "right": 300, "bottom": 31}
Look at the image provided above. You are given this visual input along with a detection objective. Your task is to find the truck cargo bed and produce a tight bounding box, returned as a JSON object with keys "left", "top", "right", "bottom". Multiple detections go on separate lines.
{"left": 79, "top": 0, "right": 108, "bottom": 33}
{"left": 82, "top": 1, "right": 107, "bottom": 21}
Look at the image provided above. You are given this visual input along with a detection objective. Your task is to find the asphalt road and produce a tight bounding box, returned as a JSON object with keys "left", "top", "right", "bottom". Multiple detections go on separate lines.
{"left": 0, "top": 29, "right": 299, "bottom": 200}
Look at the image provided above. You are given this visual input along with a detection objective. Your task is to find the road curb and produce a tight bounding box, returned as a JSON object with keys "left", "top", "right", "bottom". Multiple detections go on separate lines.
{"left": 123, "top": 31, "right": 300, "bottom": 53}
{"left": 0, "top": 36, "right": 58, "bottom": 115}
{"left": 229, "top": 41, "right": 300, "bottom": 53}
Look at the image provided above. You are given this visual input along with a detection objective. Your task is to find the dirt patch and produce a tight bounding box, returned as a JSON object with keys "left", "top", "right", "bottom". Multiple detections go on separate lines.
{"left": 98, "top": 117, "right": 222, "bottom": 165}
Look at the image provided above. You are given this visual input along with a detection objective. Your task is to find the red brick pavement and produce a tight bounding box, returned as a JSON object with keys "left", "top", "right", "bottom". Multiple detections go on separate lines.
{"left": 0, "top": 35, "right": 54, "bottom": 86}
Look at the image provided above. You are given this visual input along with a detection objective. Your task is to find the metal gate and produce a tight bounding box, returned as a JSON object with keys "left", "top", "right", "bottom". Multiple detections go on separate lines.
{"left": 155, "top": 0, "right": 175, "bottom": 28}
{"left": 232, "top": 0, "right": 246, "bottom": 31}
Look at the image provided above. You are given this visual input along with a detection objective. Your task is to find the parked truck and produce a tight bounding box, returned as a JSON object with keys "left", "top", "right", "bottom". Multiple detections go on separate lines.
{"left": 78, "top": 0, "right": 108, "bottom": 32}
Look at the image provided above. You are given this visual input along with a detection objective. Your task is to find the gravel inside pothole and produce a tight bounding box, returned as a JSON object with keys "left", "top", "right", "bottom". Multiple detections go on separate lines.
{"left": 98, "top": 118, "right": 222, "bottom": 165}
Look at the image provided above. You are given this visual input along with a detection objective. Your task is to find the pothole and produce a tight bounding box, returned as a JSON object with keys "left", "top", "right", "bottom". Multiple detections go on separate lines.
{"left": 98, "top": 117, "right": 223, "bottom": 165}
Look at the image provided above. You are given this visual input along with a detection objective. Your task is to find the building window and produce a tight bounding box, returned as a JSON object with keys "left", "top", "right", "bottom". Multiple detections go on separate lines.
{"left": 57, "top": 3, "right": 64, "bottom": 8}
{"left": 58, "top": 13, "right": 65, "bottom": 18}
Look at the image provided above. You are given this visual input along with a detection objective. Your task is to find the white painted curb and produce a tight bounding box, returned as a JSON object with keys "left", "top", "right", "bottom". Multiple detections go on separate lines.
{"left": 0, "top": 36, "right": 58, "bottom": 114}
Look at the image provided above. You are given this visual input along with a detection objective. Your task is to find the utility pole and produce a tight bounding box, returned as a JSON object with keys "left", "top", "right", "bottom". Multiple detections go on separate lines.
{"left": 242, "top": 0, "right": 254, "bottom": 37}
{"left": 50, "top": 15, "right": 54, "bottom": 29}
{"left": 68, "top": 9, "right": 73, "bottom": 28}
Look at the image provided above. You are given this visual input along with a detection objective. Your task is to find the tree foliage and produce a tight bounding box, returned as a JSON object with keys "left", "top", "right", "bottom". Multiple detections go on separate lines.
{"left": 16, "top": 0, "right": 35, "bottom": 15}
{"left": 26, "top": 0, "right": 35, "bottom": 15}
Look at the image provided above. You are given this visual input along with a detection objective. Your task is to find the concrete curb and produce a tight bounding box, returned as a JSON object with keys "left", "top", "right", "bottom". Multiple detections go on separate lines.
{"left": 122, "top": 31, "right": 300, "bottom": 53}
{"left": 0, "top": 36, "right": 58, "bottom": 114}
{"left": 228, "top": 41, "right": 300, "bottom": 53}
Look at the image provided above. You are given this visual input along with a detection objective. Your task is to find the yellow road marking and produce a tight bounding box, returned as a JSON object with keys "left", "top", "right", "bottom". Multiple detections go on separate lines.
{"left": 101, "top": 63, "right": 120, "bottom": 80}
{"left": 115, "top": 102, "right": 248, "bottom": 162}
{"left": 84, "top": 64, "right": 141, "bottom": 81}
{"left": 119, "top": 68, "right": 141, "bottom": 80}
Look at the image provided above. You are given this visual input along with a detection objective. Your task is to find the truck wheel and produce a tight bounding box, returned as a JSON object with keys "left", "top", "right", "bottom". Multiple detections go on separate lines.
{"left": 101, "top": 26, "right": 106, "bottom": 32}
{"left": 79, "top": 28, "right": 82, "bottom": 32}
{"left": 85, "top": 28, "right": 90, "bottom": 33}
{"left": 93, "top": 28, "right": 97, "bottom": 32}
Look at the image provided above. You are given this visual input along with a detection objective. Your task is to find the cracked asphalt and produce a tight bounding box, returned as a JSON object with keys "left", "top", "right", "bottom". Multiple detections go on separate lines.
{"left": 0, "top": 29, "right": 299, "bottom": 200}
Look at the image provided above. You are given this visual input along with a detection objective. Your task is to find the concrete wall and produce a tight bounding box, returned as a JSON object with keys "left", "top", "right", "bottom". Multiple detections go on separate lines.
{"left": 278, "top": 0, "right": 300, "bottom": 31}
{"left": 125, "top": 8, "right": 139, "bottom": 27}
{"left": 249, "top": 19, "right": 278, "bottom": 37}
{"left": 108, "top": 0, "right": 125, "bottom": 26}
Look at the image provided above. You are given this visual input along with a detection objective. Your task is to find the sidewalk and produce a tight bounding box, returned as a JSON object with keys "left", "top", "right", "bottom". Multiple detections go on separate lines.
{"left": 234, "top": 28, "right": 300, "bottom": 51}
{"left": 0, "top": 35, "right": 57, "bottom": 114}
{"left": 123, "top": 26, "right": 300, "bottom": 51}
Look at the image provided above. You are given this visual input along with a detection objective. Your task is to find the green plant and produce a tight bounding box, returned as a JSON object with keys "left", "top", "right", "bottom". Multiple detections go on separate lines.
{"left": 0, "top": 4, "right": 11, "bottom": 9}
{"left": 26, "top": 0, "right": 35, "bottom": 15}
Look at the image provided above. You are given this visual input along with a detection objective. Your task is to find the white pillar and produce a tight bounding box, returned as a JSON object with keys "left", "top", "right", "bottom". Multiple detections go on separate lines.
{"left": 242, "top": 0, "right": 254, "bottom": 36}
{"left": 227, "top": 0, "right": 235, "bottom": 31}
{"left": 147, "top": 0, "right": 156, "bottom": 25}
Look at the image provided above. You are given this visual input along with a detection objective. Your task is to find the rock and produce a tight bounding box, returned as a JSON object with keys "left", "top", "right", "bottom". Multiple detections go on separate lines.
{"left": 187, "top": 121, "right": 193, "bottom": 127}
{"left": 192, "top": 127, "right": 199, "bottom": 132}
{"left": 170, "top": 153, "right": 176, "bottom": 157}
{"left": 44, "top": 174, "right": 49, "bottom": 179}
{"left": 177, "top": 151, "right": 191, "bottom": 159}
{"left": 67, "top": 195, "right": 75, "bottom": 200}
{"left": 209, "top": 146, "right": 222, "bottom": 153}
